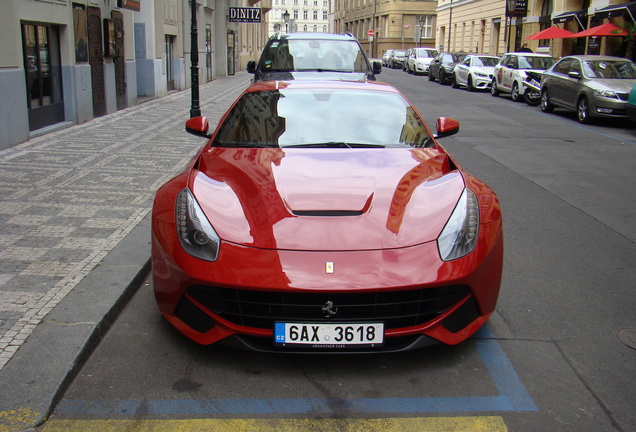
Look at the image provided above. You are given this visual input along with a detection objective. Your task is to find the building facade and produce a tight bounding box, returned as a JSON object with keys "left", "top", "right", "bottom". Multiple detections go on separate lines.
{"left": 434, "top": 0, "right": 635, "bottom": 58}
{"left": 268, "top": 0, "right": 331, "bottom": 35}
{"left": 334, "top": 0, "right": 438, "bottom": 59}
{"left": 1, "top": 0, "right": 269, "bottom": 150}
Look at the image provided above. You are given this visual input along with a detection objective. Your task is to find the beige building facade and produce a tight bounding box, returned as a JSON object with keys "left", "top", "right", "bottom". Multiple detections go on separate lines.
{"left": 435, "top": 0, "right": 634, "bottom": 58}
{"left": 333, "top": 0, "right": 439, "bottom": 59}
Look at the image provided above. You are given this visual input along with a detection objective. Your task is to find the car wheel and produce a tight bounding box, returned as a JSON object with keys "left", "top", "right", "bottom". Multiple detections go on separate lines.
{"left": 541, "top": 88, "right": 554, "bottom": 113}
{"left": 511, "top": 82, "right": 521, "bottom": 102}
{"left": 439, "top": 71, "right": 447, "bottom": 85}
{"left": 467, "top": 76, "right": 475, "bottom": 92}
{"left": 428, "top": 71, "right": 435, "bottom": 81}
{"left": 577, "top": 96, "right": 591, "bottom": 124}
{"left": 451, "top": 74, "right": 460, "bottom": 88}
{"left": 491, "top": 79, "right": 500, "bottom": 96}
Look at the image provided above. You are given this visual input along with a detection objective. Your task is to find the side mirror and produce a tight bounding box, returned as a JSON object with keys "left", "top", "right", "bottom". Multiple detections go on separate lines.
{"left": 185, "top": 116, "right": 211, "bottom": 138}
{"left": 568, "top": 70, "right": 581, "bottom": 79}
{"left": 247, "top": 60, "right": 256, "bottom": 74}
{"left": 372, "top": 60, "right": 382, "bottom": 74}
{"left": 434, "top": 117, "right": 460, "bottom": 138}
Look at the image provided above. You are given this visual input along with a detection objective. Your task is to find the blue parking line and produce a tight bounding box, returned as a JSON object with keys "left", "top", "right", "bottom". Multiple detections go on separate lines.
{"left": 56, "top": 325, "right": 537, "bottom": 417}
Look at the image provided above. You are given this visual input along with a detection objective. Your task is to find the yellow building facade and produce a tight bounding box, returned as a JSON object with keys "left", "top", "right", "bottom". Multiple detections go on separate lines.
{"left": 435, "top": 0, "right": 634, "bottom": 58}
{"left": 333, "top": 0, "right": 439, "bottom": 59}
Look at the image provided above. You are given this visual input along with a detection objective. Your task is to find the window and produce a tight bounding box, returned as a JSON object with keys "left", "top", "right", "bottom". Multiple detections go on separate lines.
{"left": 303, "top": 10, "right": 308, "bottom": 19}
{"left": 294, "top": 10, "right": 299, "bottom": 19}
{"left": 313, "top": 11, "right": 318, "bottom": 20}
{"left": 323, "top": 11, "right": 328, "bottom": 20}
{"left": 418, "top": 15, "right": 434, "bottom": 39}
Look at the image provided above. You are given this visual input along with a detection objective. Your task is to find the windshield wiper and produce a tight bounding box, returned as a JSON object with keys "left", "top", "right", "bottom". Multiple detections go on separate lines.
{"left": 285, "top": 142, "right": 385, "bottom": 148}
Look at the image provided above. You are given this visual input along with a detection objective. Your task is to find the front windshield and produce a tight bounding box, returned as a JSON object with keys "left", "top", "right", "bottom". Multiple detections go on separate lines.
{"left": 474, "top": 56, "right": 499, "bottom": 67}
{"left": 582, "top": 60, "right": 636, "bottom": 79}
{"left": 518, "top": 56, "right": 555, "bottom": 70}
{"left": 213, "top": 88, "right": 433, "bottom": 149}
{"left": 260, "top": 39, "right": 368, "bottom": 72}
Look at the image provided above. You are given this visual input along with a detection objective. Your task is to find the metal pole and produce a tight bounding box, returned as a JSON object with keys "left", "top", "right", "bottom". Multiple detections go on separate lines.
{"left": 190, "top": 0, "right": 201, "bottom": 118}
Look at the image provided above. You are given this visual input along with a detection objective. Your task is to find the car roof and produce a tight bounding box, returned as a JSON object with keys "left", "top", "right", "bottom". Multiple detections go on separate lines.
{"left": 508, "top": 52, "right": 553, "bottom": 57}
{"left": 269, "top": 32, "right": 358, "bottom": 41}
{"left": 246, "top": 79, "right": 401, "bottom": 95}
{"left": 560, "top": 54, "right": 632, "bottom": 61}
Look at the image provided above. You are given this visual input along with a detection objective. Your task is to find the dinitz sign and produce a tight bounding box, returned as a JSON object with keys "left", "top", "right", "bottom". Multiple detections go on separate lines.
{"left": 229, "top": 7, "right": 262, "bottom": 23}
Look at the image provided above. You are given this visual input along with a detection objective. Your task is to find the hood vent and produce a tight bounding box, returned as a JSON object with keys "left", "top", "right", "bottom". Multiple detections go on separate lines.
{"left": 292, "top": 210, "right": 363, "bottom": 217}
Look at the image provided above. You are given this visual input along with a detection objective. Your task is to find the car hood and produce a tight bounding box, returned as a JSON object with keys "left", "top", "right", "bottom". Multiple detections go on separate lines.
{"left": 260, "top": 71, "right": 370, "bottom": 82}
{"left": 416, "top": 58, "right": 434, "bottom": 65}
{"left": 471, "top": 66, "right": 495, "bottom": 75}
{"left": 586, "top": 78, "right": 636, "bottom": 93}
{"left": 190, "top": 147, "right": 465, "bottom": 251}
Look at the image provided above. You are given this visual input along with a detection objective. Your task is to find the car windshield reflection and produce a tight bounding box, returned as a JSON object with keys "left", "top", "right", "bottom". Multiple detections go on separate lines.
{"left": 213, "top": 89, "right": 433, "bottom": 149}
{"left": 582, "top": 60, "right": 636, "bottom": 79}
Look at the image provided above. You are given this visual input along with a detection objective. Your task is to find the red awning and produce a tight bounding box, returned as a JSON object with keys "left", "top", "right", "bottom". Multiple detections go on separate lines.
{"left": 526, "top": 26, "right": 575, "bottom": 40}
{"left": 569, "top": 22, "right": 628, "bottom": 37}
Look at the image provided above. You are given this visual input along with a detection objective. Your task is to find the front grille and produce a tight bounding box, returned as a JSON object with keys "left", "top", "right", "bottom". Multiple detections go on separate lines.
{"left": 186, "top": 285, "right": 470, "bottom": 330}
{"left": 617, "top": 92, "right": 629, "bottom": 101}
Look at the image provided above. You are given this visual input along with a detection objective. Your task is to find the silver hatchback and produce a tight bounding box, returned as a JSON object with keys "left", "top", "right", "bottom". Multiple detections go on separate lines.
{"left": 540, "top": 55, "right": 636, "bottom": 123}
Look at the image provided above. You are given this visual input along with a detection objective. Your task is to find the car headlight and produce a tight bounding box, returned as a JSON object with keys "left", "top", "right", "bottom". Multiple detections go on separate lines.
{"left": 593, "top": 89, "right": 618, "bottom": 99}
{"left": 474, "top": 72, "right": 488, "bottom": 77}
{"left": 443, "top": 65, "right": 454, "bottom": 72}
{"left": 176, "top": 188, "right": 220, "bottom": 261}
{"left": 437, "top": 188, "right": 479, "bottom": 261}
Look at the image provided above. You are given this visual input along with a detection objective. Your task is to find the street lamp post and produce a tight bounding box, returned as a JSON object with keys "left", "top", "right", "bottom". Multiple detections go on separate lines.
{"left": 506, "top": 0, "right": 517, "bottom": 52}
{"left": 190, "top": 0, "right": 200, "bottom": 118}
{"left": 283, "top": 10, "right": 290, "bottom": 33}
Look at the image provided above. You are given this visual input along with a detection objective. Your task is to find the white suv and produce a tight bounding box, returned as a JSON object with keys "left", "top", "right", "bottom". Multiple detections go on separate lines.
{"left": 491, "top": 52, "right": 555, "bottom": 102}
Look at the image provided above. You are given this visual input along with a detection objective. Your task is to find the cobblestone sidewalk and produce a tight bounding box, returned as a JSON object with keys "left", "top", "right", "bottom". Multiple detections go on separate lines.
{"left": 0, "top": 72, "right": 252, "bottom": 370}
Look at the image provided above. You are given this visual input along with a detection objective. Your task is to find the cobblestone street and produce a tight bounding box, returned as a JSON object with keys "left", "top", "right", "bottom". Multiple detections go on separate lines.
{"left": 0, "top": 72, "right": 252, "bottom": 370}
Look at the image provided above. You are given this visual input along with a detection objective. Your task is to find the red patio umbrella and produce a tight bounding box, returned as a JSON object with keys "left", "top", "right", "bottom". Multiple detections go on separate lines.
{"left": 569, "top": 22, "right": 628, "bottom": 37}
{"left": 526, "top": 26, "right": 575, "bottom": 40}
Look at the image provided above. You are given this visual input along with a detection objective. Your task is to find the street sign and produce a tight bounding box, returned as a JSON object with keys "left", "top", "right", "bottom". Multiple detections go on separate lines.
{"left": 368, "top": 30, "right": 374, "bottom": 37}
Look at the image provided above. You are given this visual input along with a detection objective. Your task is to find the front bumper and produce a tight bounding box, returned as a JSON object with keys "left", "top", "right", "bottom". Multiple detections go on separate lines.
{"left": 591, "top": 98, "right": 628, "bottom": 119}
{"left": 152, "top": 217, "right": 503, "bottom": 351}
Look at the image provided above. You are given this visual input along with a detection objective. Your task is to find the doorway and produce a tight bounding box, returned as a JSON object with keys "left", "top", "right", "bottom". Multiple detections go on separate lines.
{"left": 166, "top": 35, "right": 175, "bottom": 91}
{"left": 21, "top": 22, "right": 65, "bottom": 131}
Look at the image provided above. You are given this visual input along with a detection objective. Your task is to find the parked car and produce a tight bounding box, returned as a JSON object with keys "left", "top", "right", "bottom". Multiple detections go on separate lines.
{"left": 452, "top": 55, "right": 500, "bottom": 91}
{"left": 247, "top": 32, "right": 381, "bottom": 83}
{"left": 406, "top": 47, "right": 439, "bottom": 75}
{"left": 382, "top": 49, "right": 395, "bottom": 67}
{"left": 627, "top": 82, "right": 636, "bottom": 122}
{"left": 429, "top": 52, "right": 467, "bottom": 85}
{"left": 152, "top": 79, "right": 504, "bottom": 352}
{"left": 388, "top": 49, "right": 407, "bottom": 69}
{"left": 491, "top": 52, "right": 555, "bottom": 101}
{"left": 540, "top": 55, "right": 636, "bottom": 124}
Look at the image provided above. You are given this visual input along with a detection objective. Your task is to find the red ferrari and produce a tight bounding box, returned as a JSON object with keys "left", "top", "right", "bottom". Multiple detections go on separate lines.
{"left": 151, "top": 80, "right": 503, "bottom": 352}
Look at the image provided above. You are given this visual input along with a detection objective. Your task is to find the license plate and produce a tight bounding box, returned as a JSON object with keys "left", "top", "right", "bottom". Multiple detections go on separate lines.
{"left": 274, "top": 322, "right": 384, "bottom": 348}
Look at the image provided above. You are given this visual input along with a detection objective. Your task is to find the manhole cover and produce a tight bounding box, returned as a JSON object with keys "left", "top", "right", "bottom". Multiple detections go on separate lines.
{"left": 618, "top": 329, "right": 636, "bottom": 350}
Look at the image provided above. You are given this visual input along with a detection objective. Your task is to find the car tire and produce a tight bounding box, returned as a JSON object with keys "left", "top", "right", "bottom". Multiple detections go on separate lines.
{"left": 439, "top": 71, "right": 447, "bottom": 85}
{"left": 467, "top": 76, "right": 475, "bottom": 92}
{"left": 491, "top": 79, "right": 500, "bottom": 96}
{"left": 541, "top": 88, "right": 554, "bottom": 113}
{"left": 429, "top": 71, "right": 435, "bottom": 81}
{"left": 511, "top": 82, "right": 521, "bottom": 102}
{"left": 577, "top": 96, "right": 591, "bottom": 124}
{"left": 451, "top": 74, "right": 460, "bottom": 88}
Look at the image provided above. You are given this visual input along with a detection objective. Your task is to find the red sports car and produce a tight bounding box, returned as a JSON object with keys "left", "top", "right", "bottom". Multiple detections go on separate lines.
{"left": 151, "top": 80, "right": 503, "bottom": 352}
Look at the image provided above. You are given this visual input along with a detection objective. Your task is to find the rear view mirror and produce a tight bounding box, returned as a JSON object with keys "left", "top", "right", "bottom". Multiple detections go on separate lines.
{"left": 185, "top": 116, "right": 211, "bottom": 138}
{"left": 434, "top": 117, "right": 460, "bottom": 138}
{"left": 247, "top": 60, "right": 256, "bottom": 74}
{"left": 372, "top": 60, "right": 382, "bottom": 74}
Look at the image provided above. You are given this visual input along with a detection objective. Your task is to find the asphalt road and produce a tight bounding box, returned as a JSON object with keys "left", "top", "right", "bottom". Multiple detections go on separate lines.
{"left": 39, "top": 68, "right": 636, "bottom": 432}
